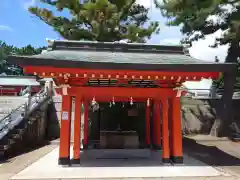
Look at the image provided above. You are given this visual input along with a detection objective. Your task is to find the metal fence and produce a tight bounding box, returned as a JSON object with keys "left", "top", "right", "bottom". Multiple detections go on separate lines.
{"left": 185, "top": 88, "right": 240, "bottom": 100}
{"left": 184, "top": 88, "right": 223, "bottom": 99}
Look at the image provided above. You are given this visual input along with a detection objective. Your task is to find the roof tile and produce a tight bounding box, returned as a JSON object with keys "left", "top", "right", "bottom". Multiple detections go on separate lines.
{"left": 33, "top": 50, "right": 209, "bottom": 64}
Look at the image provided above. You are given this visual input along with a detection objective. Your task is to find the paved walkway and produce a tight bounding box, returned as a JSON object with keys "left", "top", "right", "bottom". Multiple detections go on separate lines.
{"left": 0, "top": 144, "right": 57, "bottom": 180}
{"left": 183, "top": 135, "right": 240, "bottom": 178}
{"left": 0, "top": 136, "right": 239, "bottom": 180}
{"left": 11, "top": 147, "right": 230, "bottom": 179}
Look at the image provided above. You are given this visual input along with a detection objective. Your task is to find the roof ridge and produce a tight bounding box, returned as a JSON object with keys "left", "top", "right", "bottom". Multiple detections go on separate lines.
{"left": 46, "top": 39, "right": 184, "bottom": 54}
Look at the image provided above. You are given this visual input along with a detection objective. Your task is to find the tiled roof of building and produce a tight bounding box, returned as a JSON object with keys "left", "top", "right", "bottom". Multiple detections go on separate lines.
{"left": 0, "top": 76, "right": 40, "bottom": 86}
{"left": 33, "top": 40, "right": 207, "bottom": 64}
{"left": 7, "top": 40, "right": 236, "bottom": 72}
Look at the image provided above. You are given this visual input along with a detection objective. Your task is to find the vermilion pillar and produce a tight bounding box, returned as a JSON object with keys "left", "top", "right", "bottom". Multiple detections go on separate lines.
{"left": 171, "top": 96, "right": 183, "bottom": 163}
{"left": 168, "top": 98, "right": 173, "bottom": 157}
{"left": 72, "top": 95, "right": 82, "bottom": 164}
{"left": 161, "top": 97, "right": 170, "bottom": 163}
{"left": 154, "top": 100, "right": 161, "bottom": 150}
{"left": 58, "top": 95, "right": 72, "bottom": 165}
{"left": 152, "top": 102, "right": 157, "bottom": 148}
{"left": 145, "top": 99, "right": 151, "bottom": 147}
{"left": 83, "top": 100, "right": 89, "bottom": 149}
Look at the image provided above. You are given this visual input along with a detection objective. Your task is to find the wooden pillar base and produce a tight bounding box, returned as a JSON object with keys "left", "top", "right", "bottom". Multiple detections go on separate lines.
{"left": 171, "top": 156, "right": 183, "bottom": 164}
{"left": 71, "top": 158, "right": 81, "bottom": 165}
{"left": 162, "top": 158, "right": 171, "bottom": 164}
{"left": 58, "top": 157, "right": 70, "bottom": 165}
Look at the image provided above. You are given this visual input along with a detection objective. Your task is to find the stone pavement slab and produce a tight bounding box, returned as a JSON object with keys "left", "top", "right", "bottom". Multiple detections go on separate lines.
{"left": 183, "top": 136, "right": 240, "bottom": 179}
{"left": 0, "top": 144, "right": 57, "bottom": 180}
{"left": 10, "top": 177, "right": 239, "bottom": 180}
{"left": 11, "top": 147, "right": 231, "bottom": 180}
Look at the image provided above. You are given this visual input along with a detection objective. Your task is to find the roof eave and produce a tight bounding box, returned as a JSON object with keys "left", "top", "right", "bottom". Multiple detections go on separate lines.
{"left": 7, "top": 55, "right": 236, "bottom": 73}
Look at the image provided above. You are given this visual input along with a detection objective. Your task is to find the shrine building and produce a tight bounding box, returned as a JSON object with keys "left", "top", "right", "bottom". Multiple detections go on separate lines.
{"left": 7, "top": 40, "right": 236, "bottom": 166}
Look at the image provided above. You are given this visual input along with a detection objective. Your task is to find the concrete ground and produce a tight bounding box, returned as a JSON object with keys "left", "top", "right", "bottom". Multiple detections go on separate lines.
{"left": 10, "top": 147, "right": 230, "bottom": 179}
{"left": 0, "top": 136, "right": 239, "bottom": 180}
{"left": 183, "top": 135, "right": 240, "bottom": 178}
{"left": 0, "top": 144, "right": 57, "bottom": 180}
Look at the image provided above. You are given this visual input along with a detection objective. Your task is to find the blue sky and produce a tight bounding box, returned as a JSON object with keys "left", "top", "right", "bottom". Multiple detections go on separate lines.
{"left": 0, "top": 0, "right": 183, "bottom": 48}
{"left": 0, "top": 0, "right": 229, "bottom": 90}
{"left": 0, "top": 0, "right": 227, "bottom": 63}
{"left": 0, "top": 0, "right": 60, "bottom": 47}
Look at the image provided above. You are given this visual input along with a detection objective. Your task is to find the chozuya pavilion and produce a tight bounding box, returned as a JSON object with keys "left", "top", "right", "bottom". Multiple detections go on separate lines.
{"left": 7, "top": 39, "right": 236, "bottom": 166}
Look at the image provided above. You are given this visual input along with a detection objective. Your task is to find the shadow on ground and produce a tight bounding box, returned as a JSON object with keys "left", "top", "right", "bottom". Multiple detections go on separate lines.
{"left": 66, "top": 137, "right": 240, "bottom": 168}
{"left": 1, "top": 137, "right": 240, "bottom": 168}
{"left": 0, "top": 140, "right": 50, "bottom": 164}
{"left": 183, "top": 137, "right": 240, "bottom": 166}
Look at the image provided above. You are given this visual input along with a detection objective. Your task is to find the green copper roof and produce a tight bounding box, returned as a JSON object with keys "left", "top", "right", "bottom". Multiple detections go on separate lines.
{"left": 28, "top": 40, "right": 208, "bottom": 64}
{"left": 7, "top": 40, "right": 236, "bottom": 72}
{"left": 32, "top": 50, "right": 208, "bottom": 64}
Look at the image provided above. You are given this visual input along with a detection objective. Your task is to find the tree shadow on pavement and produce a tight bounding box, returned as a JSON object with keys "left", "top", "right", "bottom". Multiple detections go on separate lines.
{"left": 183, "top": 137, "right": 240, "bottom": 166}
{"left": 0, "top": 140, "right": 50, "bottom": 164}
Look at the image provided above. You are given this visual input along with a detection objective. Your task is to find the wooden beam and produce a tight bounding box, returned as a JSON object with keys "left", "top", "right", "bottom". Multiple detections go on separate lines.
{"left": 67, "top": 87, "right": 175, "bottom": 99}
{"left": 83, "top": 97, "right": 151, "bottom": 102}
{"left": 24, "top": 66, "right": 220, "bottom": 80}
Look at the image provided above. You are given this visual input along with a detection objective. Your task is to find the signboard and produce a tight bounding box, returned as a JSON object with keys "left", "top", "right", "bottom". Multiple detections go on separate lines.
{"left": 62, "top": 111, "right": 68, "bottom": 120}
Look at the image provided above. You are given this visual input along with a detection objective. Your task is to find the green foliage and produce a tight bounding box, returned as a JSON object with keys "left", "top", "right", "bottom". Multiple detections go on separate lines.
{"left": 28, "top": 0, "right": 160, "bottom": 43}
{"left": 0, "top": 40, "right": 46, "bottom": 75}
{"left": 155, "top": 0, "right": 240, "bottom": 47}
{"left": 155, "top": 0, "right": 240, "bottom": 89}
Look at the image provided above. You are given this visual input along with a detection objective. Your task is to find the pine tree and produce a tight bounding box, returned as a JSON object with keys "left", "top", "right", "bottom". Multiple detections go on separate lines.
{"left": 0, "top": 40, "right": 46, "bottom": 75}
{"left": 155, "top": 0, "right": 240, "bottom": 90}
{"left": 28, "top": 0, "right": 160, "bottom": 43}
{"left": 155, "top": 0, "right": 240, "bottom": 62}
{"left": 154, "top": 0, "right": 240, "bottom": 136}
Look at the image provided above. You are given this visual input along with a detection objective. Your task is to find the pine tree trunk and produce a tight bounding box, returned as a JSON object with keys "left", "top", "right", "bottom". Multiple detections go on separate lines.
{"left": 209, "top": 42, "right": 239, "bottom": 137}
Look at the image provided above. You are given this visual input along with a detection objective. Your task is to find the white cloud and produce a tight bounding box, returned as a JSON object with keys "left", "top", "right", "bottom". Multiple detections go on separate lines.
{"left": 22, "top": 0, "right": 36, "bottom": 10}
{"left": 183, "top": 79, "right": 213, "bottom": 91}
{"left": 186, "top": 31, "right": 228, "bottom": 89}
{"left": 0, "top": 25, "right": 13, "bottom": 31}
{"left": 189, "top": 30, "right": 228, "bottom": 62}
{"left": 137, "top": 0, "right": 229, "bottom": 90}
{"left": 137, "top": 0, "right": 228, "bottom": 63}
